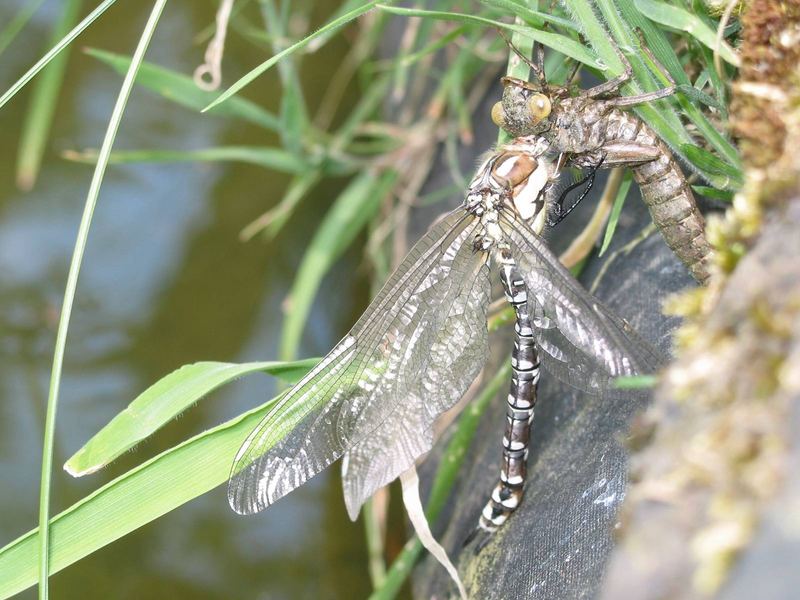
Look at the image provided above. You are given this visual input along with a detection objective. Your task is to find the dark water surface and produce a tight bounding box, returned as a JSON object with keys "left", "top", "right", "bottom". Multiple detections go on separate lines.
{"left": 0, "top": 2, "right": 374, "bottom": 598}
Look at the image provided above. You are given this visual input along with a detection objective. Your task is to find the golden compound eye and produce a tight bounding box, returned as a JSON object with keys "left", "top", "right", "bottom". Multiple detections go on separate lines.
{"left": 490, "top": 102, "right": 506, "bottom": 127}
{"left": 527, "top": 93, "right": 551, "bottom": 121}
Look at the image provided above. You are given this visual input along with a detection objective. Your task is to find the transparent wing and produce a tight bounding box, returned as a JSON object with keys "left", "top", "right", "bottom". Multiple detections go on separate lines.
{"left": 341, "top": 258, "right": 491, "bottom": 519}
{"left": 500, "top": 213, "right": 664, "bottom": 392}
{"left": 228, "top": 209, "right": 484, "bottom": 515}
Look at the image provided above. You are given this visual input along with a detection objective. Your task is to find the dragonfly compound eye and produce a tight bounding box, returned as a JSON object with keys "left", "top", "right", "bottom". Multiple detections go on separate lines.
{"left": 491, "top": 101, "right": 506, "bottom": 128}
{"left": 527, "top": 93, "right": 551, "bottom": 122}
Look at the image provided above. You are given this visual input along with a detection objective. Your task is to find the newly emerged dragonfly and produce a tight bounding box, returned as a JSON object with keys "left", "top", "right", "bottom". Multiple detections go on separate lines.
{"left": 491, "top": 43, "right": 714, "bottom": 284}
{"left": 227, "top": 135, "right": 662, "bottom": 539}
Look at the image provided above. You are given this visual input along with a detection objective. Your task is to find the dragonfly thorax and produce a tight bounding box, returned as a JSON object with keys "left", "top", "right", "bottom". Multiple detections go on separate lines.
{"left": 465, "top": 139, "right": 557, "bottom": 250}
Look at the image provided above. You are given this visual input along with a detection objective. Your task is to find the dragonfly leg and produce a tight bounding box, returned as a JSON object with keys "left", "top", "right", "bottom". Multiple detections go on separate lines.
{"left": 602, "top": 86, "right": 676, "bottom": 108}
{"left": 547, "top": 157, "right": 605, "bottom": 228}
{"left": 580, "top": 142, "right": 659, "bottom": 168}
{"left": 634, "top": 27, "right": 676, "bottom": 87}
{"left": 476, "top": 250, "right": 540, "bottom": 534}
{"left": 589, "top": 36, "right": 675, "bottom": 106}
{"left": 497, "top": 29, "right": 546, "bottom": 88}
{"left": 582, "top": 47, "right": 633, "bottom": 99}
{"left": 582, "top": 41, "right": 675, "bottom": 105}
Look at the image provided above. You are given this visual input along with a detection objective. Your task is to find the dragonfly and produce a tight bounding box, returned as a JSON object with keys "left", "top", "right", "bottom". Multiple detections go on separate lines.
{"left": 227, "top": 134, "right": 662, "bottom": 546}
{"left": 491, "top": 41, "right": 714, "bottom": 284}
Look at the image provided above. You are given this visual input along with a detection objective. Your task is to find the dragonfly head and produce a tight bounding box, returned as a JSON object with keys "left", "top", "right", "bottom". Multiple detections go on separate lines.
{"left": 493, "top": 77, "right": 566, "bottom": 137}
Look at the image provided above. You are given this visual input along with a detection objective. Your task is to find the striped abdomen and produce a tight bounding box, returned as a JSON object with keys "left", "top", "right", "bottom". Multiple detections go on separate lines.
{"left": 478, "top": 250, "right": 540, "bottom": 532}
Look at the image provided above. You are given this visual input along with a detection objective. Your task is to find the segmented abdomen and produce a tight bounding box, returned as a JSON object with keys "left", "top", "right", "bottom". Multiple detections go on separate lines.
{"left": 600, "top": 111, "right": 713, "bottom": 284}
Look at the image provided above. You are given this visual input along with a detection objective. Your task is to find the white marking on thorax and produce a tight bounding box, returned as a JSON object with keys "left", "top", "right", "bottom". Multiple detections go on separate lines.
{"left": 493, "top": 154, "right": 518, "bottom": 178}
{"left": 512, "top": 161, "right": 549, "bottom": 221}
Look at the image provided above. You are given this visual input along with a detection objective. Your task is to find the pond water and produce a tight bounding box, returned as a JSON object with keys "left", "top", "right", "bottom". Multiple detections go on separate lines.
{"left": 0, "top": 2, "right": 381, "bottom": 598}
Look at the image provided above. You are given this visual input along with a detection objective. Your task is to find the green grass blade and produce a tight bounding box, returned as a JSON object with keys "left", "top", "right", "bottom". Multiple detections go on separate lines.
{"left": 692, "top": 185, "right": 733, "bottom": 202}
{"left": 673, "top": 83, "right": 722, "bottom": 111}
{"left": 611, "top": 0, "right": 693, "bottom": 88}
{"left": 85, "top": 48, "right": 280, "bottom": 131}
{"left": 36, "top": 2, "right": 167, "bottom": 596}
{"left": 64, "top": 359, "right": 319, "bottom": 477}
{"left": 430, "top": 29, "right": 484, "bottom": 155}
{"left": 364, "top": 497, "right": 386, "bottom": 589}
{"left": 278, "top": 74, "right": 308, "bottom": 155}
{"left": 203, "top": 0, "right": 388, "bottom": 112}
{"left": 304, "top": 0, "right": 373, "bottom": 51}
{"left": 240, "top": 170, "right": 324, "bottom": 241}
{"left": 634, "top": 0, "right": 740, "bottom": 66}
{"left": 570, "top": 0, "right": 742, "bottom": 183}
{"left": 389, "top": 5, "right": 434, "bottom": 105}
{"left": 259, "top": 0, "right": 309, "bottom": 156}
{"left": 498, "top": 7, "right": 536, "bottom": 145}
{"left": 379, "top": 6, "right": 602, "bottom": 68}
{"left": 275, "top": 75, "right": 390, "bottom": 231}
{"left": 577, "top": 0, "right": 689, "bottom": 139}
{"left": 610, "top": 0, "right": 742, "bottom": 173}
{"left": 369, "top": 362, "right": 511, "bottom": 600}
{"left": 397, "top": 26, "right": 467, "bottom": 68}
{"left": 696, "top": 52, "right": 727, "bottom": 116}
{"left": 0, "top": 0, "right": 120, "bottom": 110}
{"left": 571, "top": 0, "right": 688, "bottom": 142}
{"left": 614, "top": 374, "right": 657, "bottom": 389}
{"left": 567, "top": 0, "right": 691, "bottom": 157}
{"left": 599, "top": 172, "right": 633, "bottom": 256}
{"left": 62, "top": 146, "right": 320, "bottom": 174}
{"left": 480, "top": 0, "right": 580, "bottom": 31}
{"left": 638, "top": 47, "right": 738, "bottom": 169}
{"left": 279, "top": 169, "right": 397, "bottom": 361}
{"left": 329, "top": 73, "right": 391, "bottom": 149}
{"left": 0, "top": 0, "right": 47, "bottom": 58}
{"left": 0, "top": 383, "right": 307, "bottom": 600}
{"left": 562, "top": 0, "right": 626, "bottom": 75}
{"left": 681, "top": 144, "right": 743, "bottom": 189}
{"left": 15, "top": 0, "right": 83, "bottom": 190}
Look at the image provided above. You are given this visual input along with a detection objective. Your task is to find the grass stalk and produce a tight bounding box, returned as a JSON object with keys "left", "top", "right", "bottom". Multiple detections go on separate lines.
{"left": 16, "top": 0, "right": 82, "bottom": 191}
{"left": 0, "top": 0, "right": 120, "bottom": 110}
{"left": 364, "top": 495, "right": 388, "bottom": 589}
{"left": 36, "top": 1, "right": 168, "bottom": 597}
{"left": 0, "top": 0, "right": 47, "bottom": 58}
{"left": 368, "top": 362, "right": 511, "bottom": 599}
{"left": 499, "top": 2, "right": 536, "bottom": 144}
{"left": 203, "top": 0, "right": 386, "bottom": 112}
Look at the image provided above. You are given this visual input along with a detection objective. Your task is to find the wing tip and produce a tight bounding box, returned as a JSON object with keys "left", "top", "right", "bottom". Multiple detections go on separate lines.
{"left": 227, "top": 469, "right": 268, "bottom": 516}
{"left": 228, "top": 488, "right": 267, "bottom": 516}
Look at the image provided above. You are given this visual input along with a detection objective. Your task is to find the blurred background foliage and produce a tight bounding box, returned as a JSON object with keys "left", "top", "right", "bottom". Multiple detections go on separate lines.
{"left": 0, "top": 1, "right": 740, "bottom": 598}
